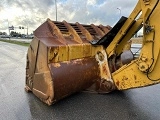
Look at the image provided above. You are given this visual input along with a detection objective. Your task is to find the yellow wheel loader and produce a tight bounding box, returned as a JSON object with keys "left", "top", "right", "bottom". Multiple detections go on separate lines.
{"left": 25, "top": 0, "right": 160, "bottom": 105}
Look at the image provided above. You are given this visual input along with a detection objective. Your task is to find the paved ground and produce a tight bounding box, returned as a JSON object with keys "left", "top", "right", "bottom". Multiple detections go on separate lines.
{"left": 0, "top": 41, "right": 160, "bottom": 120}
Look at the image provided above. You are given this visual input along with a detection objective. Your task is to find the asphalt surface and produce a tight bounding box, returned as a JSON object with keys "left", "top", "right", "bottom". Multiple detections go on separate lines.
{"left": 0, "top": 41, "right": 160, "bottom": 120}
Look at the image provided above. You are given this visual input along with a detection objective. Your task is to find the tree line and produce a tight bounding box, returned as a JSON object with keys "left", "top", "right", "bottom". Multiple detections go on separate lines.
{"left": 0, "top": 32, "right": 7, "bottom": 35}
{"left": 10, "top": 31, "right": 23, "bottom": 37}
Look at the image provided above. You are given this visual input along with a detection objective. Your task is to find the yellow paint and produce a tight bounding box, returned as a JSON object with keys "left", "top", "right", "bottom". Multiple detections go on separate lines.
{"left": 110, "top": 0, "right": 160, "bottom": 90}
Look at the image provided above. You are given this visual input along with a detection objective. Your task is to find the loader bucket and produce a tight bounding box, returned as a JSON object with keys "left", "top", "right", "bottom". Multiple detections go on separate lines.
{"left": 25, "top": 18, "right": 115, "bottom": 105}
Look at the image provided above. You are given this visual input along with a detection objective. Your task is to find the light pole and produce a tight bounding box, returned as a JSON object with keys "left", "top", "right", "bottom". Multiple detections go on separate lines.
{"left": 23, "top": 11, "right": 29, "bottom": 37}
{"left": 25, "top": 19, "right": 28, "bottom": 37}
{"left": 117, "top": 8, "right": 121, "bottom": 19}
{"left": 55, "top": 0, "right": 57, "bottom": 21}
{"left": 27, "top": 25, "right": 28, "bottom": 37}
{"left": 7, "top": 19, "right": 10, "bottom": 36}
{"left": 24, "top": 17, "right": 29, "bottom": 37}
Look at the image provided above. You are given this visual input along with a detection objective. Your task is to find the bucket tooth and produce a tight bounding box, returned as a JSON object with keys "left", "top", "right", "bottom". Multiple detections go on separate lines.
{"left": 99, "top": 24, "right": 110, "bottom": 34}
{"left": 47, "top": 18, "right": 67, "bottom": 44}
{"left": 91, "top": 24, "right": 105, "bottom": 37}
{"left": 63, "top": 20, "right": 83, "bottom": 44}
{"left": 76, "top": 22, "right": 93, "bottom": 41}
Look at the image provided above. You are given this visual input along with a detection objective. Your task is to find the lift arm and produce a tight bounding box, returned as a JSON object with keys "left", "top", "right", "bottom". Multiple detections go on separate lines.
{"left": 104, "top": 0, "right": 160, "bottom": 90}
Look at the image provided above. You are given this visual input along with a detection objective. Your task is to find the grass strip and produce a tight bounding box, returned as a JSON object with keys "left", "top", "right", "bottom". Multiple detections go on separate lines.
{"left": 0, "top": 39, "right": 30, "bottom": 47}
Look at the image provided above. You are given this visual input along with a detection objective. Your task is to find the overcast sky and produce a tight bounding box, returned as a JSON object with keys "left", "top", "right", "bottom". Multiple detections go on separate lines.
{"left": 0, "top": 0, "right": 138, "bottom": 34}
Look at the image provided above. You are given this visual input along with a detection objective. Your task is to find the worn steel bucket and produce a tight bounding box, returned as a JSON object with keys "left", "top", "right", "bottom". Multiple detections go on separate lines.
{"left": 25, "top": 19, "right": 115, "bottom": 105}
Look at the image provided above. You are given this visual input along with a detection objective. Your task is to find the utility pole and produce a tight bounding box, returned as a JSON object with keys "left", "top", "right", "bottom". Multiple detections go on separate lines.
{"left": 117, "top": 8, "right": 121, "bottom": 19}
{"left": 27, "top": 25, "right": 28, "bottom": 37}
{"left": 55, "top": 0, "right": 57, "bottom": 21}
{"left": 23, "top": 11, "right": 29, "bottom": 37}
{"left": 7, "top": 19, "right": 10, "bottom": 37}
{"left": 24, "top": 16, "right": 29, "bottom": 37}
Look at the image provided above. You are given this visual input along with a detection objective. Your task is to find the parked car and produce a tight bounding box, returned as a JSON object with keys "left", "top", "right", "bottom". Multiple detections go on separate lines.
{"left": 25, "top": 35, "right": 34, "bottom": 39}
{"left": 0, "top": 35, "right": 10, "bottom": 38}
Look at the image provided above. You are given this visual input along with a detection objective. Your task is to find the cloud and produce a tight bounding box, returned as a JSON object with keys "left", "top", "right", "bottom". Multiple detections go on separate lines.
{"left": 55, "top": 0, "right": 137, "bottom": 25}
{"left": 87, "top": 0, "right": 96, "bottom": 5}
{"left": 0, "top": 0, "right": 138, "bottom": 34}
